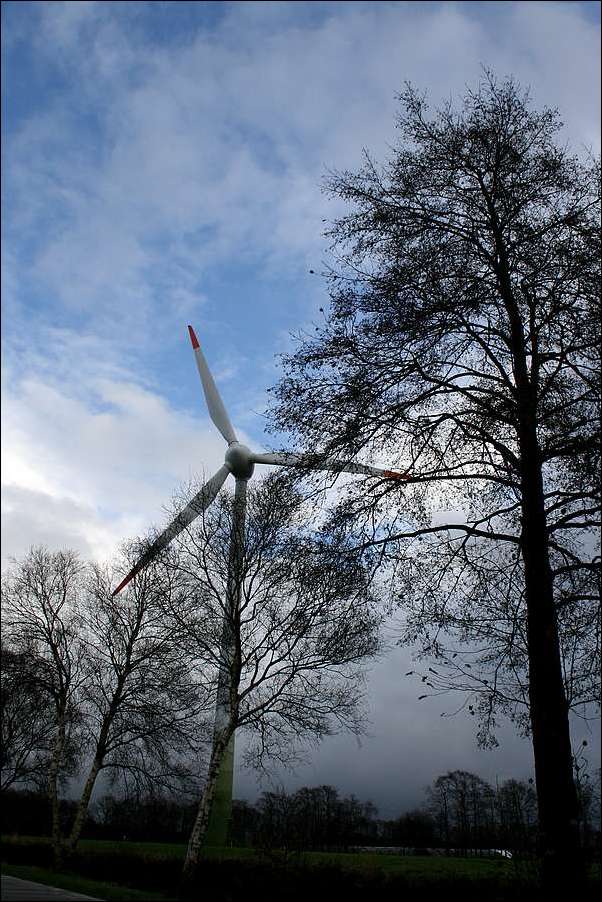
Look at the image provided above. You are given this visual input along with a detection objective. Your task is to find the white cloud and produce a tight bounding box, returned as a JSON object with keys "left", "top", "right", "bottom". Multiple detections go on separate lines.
{"left": 4, "top": 0, "right": 599, "bottom": 562}
{"left": 36, "top": 0, "right": 99, "bottom": 50}
{"left": 6, "top": 1, "right": 598, "bottom": 327}
{"left": 1, "top": 344, "right": 230, "bottom": 567}
{"left": 1, "top": 485, "right": 116, "bottom": 567}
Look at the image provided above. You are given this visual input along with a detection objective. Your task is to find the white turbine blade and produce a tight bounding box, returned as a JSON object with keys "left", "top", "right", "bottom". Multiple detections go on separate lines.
{"left": 188, "top": 325, "right": 238, "bottom": 445}
{"left": 112, "top": 464, "right": 231, "bottom": 596}
{"left": 251, "top": 451, "right": 411, "bottom": 481}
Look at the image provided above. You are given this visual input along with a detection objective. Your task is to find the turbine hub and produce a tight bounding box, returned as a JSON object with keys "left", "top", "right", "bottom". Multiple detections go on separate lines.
{"left": 225, "top": 442, "right": 255, "bottom": 480}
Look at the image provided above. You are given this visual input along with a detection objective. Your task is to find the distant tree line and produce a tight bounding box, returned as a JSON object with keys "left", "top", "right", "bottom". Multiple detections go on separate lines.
{"left": 238, "top": 773, "right": 596, "bottom": 856}
{"left": 4, "top": 768, "right": 599, "bottom": 857}
{"left": 232, "top": 785, "right": 380, "bottom": 851}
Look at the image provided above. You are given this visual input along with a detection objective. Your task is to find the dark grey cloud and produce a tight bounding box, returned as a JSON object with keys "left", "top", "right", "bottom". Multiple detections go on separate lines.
{"left": 234, "top": 643, "right": 600, "bottom": 818}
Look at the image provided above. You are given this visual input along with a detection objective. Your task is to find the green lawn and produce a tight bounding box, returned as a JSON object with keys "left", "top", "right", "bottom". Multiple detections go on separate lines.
{"left": 2, "top": 834, "right": 513, "bottom": 877}
{"left": 306, "top": 848, "right": 514, "bottom": 878}
{"left": 118, "top": 838, "right": 501, "bottom": 877}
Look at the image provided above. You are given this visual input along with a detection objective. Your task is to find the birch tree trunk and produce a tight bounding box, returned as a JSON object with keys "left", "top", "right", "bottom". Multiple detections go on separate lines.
{"left": 48, "top": 706, "right": 67, "bottom": 869}
{"left": 66, "top": 755, "right": 102, "bottom": 854}
{"left": 181, "top": 726, "right": 233, "bottom": 887}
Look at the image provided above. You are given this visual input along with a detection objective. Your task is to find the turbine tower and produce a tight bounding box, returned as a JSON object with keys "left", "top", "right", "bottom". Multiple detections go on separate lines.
{"left": 113, "top": 325, "right": 409, "bottom": 845}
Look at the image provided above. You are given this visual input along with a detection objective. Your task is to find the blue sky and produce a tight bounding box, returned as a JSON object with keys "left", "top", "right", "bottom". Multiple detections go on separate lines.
{"left": 2, "top": 0, "right": 600, "bottom": 816}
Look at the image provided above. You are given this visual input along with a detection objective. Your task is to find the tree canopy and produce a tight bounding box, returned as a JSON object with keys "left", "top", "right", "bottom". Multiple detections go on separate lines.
{"left": 269, "top": 72, "right": 600, "bottom": 886}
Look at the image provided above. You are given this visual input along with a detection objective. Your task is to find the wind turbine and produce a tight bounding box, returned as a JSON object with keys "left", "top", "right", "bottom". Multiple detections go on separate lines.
{"left": 113, "top": 324, "right": 409, "bottom": 844}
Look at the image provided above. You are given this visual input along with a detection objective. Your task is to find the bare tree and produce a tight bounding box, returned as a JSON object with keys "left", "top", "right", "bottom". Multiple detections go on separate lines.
{"left": 1, "top": 642, "right": 55, "bottom": 791}
{"left": 1, "top": 548, "right": 87, "bottom": 866}
{"left": 255, "top": 788, "right": 300, "bottom": 857}
{"left": 269, "top": 72, "right": 600, "bottom": 887}
{"left": 156, "top": 475, "right": 381, "bottom": 886}
{"left": 1, "top": 546, "right": 211, "bottom": 865}
{"left": 571, "top": 740, "right": 601, "bottom": 851}
{"left": 398, "top": 537, "right": 599, "bottom": 747}
{"left": 392, "top": 809, "right": 438, "bottom": 848}
{"left": 64, "top": 548, "right": 211, "bottom": 856}
{"left": 495, "top": 777, "right": 538, "bottom": 853}
{"left": 427, "top": 770, "right": 492, "bottom": 851}
{"left": 426, "top": 770, "right": 537, "bottom": 852}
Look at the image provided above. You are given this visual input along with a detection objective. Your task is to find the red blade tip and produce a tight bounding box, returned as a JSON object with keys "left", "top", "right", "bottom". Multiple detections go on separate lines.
{"left": 112, "top": 576, "right": 130, "bottom": 597}
{"left": 112, "top": 567, "right": 139, "bottom": 596}
{"left": 188, "top": 325, "right": 200, "bottom": 349}
{"left": 384, "top": 470, "right": 411, "bottom": 481}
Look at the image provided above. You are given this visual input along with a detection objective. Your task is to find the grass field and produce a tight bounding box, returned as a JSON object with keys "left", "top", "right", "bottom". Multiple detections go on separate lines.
{"left": 1, "top": 834, "right": 515, "bottom": 878}
{"left": 2, "top": 835, "right": 598, "bottom": 901}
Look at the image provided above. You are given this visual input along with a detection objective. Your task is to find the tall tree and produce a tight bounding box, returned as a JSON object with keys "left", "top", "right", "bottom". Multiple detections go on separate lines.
{"left": 495, "top": 777, "right": 538, "bottom": 852}
{"left": 0, "top": 643, "right": 55, "bottom": 792}
{"left": 249, "top": 785, "right": 380, "bottom": 852}
{"left": 1, "top": 548, "right": 87, "bottom": 866}
{"left": 158, "top": 475, "right": 381, "bottom": 888}
{"left": 1, "top": 547, "right": 208, "bottom": 864}
{"left": 391, "top": 809, "right": 438, "bottom": 849}
{"left": 269, "top": 73, "right": 600, "bottom": 888}
{"left": 426, "top": 769, "right": 496, "bottom": 851}
{"left": 64, "top": 549, "right": 208, "bottom": 856}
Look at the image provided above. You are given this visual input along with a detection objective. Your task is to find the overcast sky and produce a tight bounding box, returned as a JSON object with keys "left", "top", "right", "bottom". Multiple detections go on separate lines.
{"left": 2, "top": 0, "right": 600, "bottom": 819}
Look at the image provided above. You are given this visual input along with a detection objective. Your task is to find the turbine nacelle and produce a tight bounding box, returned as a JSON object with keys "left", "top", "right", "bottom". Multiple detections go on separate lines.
{"left": 225, "top": 442, "right": 255, "bottom": 480}
{"left": 112, "top": 323, "right": 411, "bottom": 597}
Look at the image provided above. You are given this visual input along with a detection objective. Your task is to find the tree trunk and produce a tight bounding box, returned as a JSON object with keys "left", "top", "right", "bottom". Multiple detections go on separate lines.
{"left": 181, "top": 727, "right": 232, "bottom": 889}
{"left": 66, "top": 755, "right": 102, "bottom": 854}
{"left": 48, "top": 708, "right": 66, "bottom": 869}
{"left": 67, "top": 686, "right": 121, "bottom": 855}
{"left": 497, "top": 235, "right": 582, "bottom": 889}
{"left": 519, "top": 420, "right": 582, "bottom": 889}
